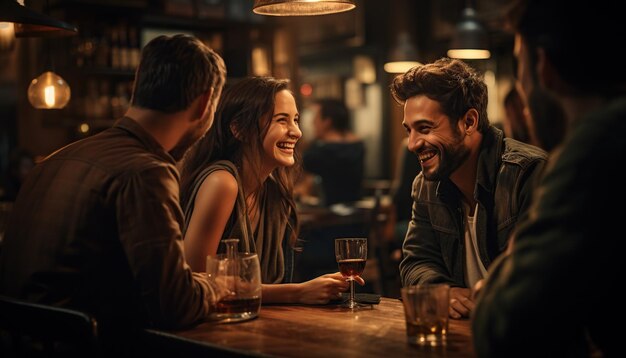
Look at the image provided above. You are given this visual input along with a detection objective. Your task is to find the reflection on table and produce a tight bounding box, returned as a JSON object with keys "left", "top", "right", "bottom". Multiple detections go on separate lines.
{"left": 143, "top": 297, "right": 474, "bottom": 357}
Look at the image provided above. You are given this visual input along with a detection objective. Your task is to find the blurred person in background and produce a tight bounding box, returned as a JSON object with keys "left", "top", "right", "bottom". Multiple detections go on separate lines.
{"left": 391, "top": 58, "right": 547, "bottom": 319}
{"left": 473, "top": 1, "right": 626, "bottom": 356}
{"left": 297, "top": 98, "right": 365, "bottom": 207}
{"left": 389, "top": 138, "right": 421, "bottom": 259}
{"left": 502, "top": 86, "right": 531, "bottom": 143}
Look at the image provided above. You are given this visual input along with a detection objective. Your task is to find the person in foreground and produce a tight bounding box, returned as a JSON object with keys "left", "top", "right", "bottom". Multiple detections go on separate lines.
{"left": 391, "top": 58, "right": 547, "bottom": 319}
{"left": 0, "top": 34, "right": 226, "bottom": 351}
{"left": 180, "top": 77, "right": 362, "bottom": 305}
{"left": 472, "top": 1, "right": 626, "bottom": 356}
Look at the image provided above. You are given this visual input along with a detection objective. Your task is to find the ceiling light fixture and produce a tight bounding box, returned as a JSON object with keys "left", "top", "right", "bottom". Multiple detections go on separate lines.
{"left": 252, "top": 0, "right": 356, "bottom": 16}
{"left": 447, "top": 1, "right": 491, "bottom": 60}
{"left": 384, "top": 32, "right": 422, "bottom": 73}
{"left": 0, "top": 0, "right": 78, "bottom": 37}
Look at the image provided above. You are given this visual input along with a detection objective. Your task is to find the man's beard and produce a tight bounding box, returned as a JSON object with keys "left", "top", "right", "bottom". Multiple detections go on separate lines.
{"left": 422, "top": 129, "right": 469, "bottom": 181}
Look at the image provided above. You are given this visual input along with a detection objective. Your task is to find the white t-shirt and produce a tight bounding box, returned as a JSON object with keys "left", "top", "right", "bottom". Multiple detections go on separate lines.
{"left": 463, "top": 203, "right": 488, "bottom": 287}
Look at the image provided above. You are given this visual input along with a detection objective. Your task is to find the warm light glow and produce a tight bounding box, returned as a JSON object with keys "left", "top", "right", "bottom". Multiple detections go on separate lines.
{"left": 44, "top": 85, "right": 55, "bottom": 107}
{"left": 447, "top": 49, "right": 491, "bottom": 60}
{"left": 353, "top": 56, "right": 376, "bottom": 84}
{"left": 300, "top": 83, "right": 313, "bottom": 97}
{"left": 384, "top": 61, "right": 422, "bottom": 74}
{"left": 253, "top": 0, "right": 355, "bottom": 16}
{"left": 251, "top": 46, "right": 270, "bottom": 76}
{"left": 79, "top": 123, "right": 90, "bottom": 134}
{"left": 28, "top": 71, "right": 71, "bottom": 109}
{"left": 0, "top": 22, "right": 15, "bottom": 51}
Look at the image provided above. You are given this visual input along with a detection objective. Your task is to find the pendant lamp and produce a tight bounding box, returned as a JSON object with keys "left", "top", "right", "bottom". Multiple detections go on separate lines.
{"left": 384, "top": 32, "right": 422, "bottom": 73}
{"left": 0, "top": 0, "right": 78, "bottom": 37}
{"left": 1, "top": 0, "right": 76, "bottom": 109}
{"left": 447, "top": 2, "right": 491, "bottom": 60}
{"left": 253, "top": 0, "right": 356, "bottom": 16}
{"left": 27, "top": 70, "right": 71, "bottom": 109}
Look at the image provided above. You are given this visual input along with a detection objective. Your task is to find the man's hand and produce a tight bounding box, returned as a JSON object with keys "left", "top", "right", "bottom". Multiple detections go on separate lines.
{"left": 449, "top": 287, "right": 475, "bottom": 319}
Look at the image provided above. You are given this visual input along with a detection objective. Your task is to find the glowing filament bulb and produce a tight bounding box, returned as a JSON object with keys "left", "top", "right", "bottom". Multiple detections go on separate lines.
{"left": 27, "top": 71, "right": 71, "bottom": 109}
{"left": 44, "top": 85, "right": 55, "bottom": 107}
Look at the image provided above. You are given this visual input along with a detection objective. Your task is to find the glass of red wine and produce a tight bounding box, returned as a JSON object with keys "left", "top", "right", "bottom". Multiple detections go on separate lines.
{"left": 335, "top": 238, "right": 367, "bottom": 309}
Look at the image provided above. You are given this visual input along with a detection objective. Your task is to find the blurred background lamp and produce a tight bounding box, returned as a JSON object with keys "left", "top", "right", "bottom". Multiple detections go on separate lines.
{"left": 252, "top": 0, "right": 356, "bottom": 16}
{"left": 0, "top": 22, "right": 15, "bottom": 51}
{"left": 28, "top": 71, "right": 71, "bottom": 109}
{"left": 447, "top": 5, "right": 491, "bottom": 60}
{"left": 0, "top": 0, "right": 78, "bottom": 37}
{"left": 384, "top": 32, "right": 422, "bottom": 73}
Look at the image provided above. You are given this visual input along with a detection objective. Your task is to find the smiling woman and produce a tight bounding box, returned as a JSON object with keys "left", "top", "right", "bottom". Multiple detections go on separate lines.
{"left": 179, "top": 76, "right": 354, "bottom": 305}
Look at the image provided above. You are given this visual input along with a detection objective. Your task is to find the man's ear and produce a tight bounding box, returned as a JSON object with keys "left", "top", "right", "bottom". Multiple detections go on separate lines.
{"left": 460, "top": 108, "right": 479, "bottom": 135}
{"left": 194, "top": 87, "right": 214, "bottom": 121}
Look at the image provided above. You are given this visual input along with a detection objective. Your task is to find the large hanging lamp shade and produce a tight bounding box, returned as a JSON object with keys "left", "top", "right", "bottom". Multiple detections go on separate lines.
{"left": 0, "top": 0, "right": 78, "bottom": 37}
{"left": 447, "top": 7, "right": 491, "bottom": 60}
{"left": 253, "top": 0, "right": 356, "bottom": 16}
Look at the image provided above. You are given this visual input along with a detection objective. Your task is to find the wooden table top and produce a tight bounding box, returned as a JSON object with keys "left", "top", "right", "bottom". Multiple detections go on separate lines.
{"left": 145, "top": 297, "right": 474, "bottom": 357}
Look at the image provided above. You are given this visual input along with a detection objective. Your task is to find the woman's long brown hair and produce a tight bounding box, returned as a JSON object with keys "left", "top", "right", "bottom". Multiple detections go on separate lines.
{"left": 180, "top": 76, "right": 300, "bottom": 248}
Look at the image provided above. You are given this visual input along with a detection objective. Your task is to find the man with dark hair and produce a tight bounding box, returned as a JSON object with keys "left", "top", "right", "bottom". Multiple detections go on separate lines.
{"left": 391, "top": 58, "right": 546, "bottom": 319}
{"left": 473, "top": 1, "right": 626, "bottom": 356}
{"left": 301, "top": 98, "right": 365, "bottom": 206}
{"left": 0, "top": 34, "right": 226, "bottom": 352}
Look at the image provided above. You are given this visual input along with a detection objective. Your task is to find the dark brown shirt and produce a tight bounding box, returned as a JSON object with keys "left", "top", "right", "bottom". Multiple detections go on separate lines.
{"left": 0, "top": 117, "right": 213, "bottom": 332}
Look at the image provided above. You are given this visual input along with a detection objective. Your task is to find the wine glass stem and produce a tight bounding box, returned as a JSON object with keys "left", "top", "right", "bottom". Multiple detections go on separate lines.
{"left": 349, "top": 279, "right": 355, "bottom": 306}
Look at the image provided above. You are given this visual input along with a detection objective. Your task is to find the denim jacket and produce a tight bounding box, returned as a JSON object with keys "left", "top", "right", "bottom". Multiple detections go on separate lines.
{"left": 399, "top": 126, "right": 547, "bottom": 287}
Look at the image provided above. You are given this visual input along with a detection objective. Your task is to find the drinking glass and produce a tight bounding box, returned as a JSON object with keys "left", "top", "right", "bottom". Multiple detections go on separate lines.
{"left": 334, "top": 238, "right": 367, "bottom": 309}
{"left": 401, "top": 284, "right": 450, "bottom": 346}
{"left": 206, "top": 239, "right": 262, "bottom": 323}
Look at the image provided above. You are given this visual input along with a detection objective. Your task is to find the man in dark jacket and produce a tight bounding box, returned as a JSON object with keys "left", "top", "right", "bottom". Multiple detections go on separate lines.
{"left": 472, "top": 1, "right": 626, "bottom": 356}
{"left": 0, "top": 35, "right": 226, "bottom": 352}
{"left": 391, "top": 58, "right": 546, "bottom": 319}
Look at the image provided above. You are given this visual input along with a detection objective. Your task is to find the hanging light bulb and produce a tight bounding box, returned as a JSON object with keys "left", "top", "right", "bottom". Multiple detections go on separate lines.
{"left": 28, "top": 71, "right": 71, "bottom": 109}
{"left": 252, "top": 0, "right": 356, "bottom": 16}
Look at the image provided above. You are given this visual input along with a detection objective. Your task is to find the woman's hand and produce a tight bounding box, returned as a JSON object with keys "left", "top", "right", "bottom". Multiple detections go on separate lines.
{"left": 296, "top": 272, "right": 365, "bottom": 305}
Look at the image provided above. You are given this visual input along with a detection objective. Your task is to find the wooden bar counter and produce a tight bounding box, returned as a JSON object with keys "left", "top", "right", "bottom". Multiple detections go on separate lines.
{"left": 143, "top": 297, "right": 474, "bottom": 357}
